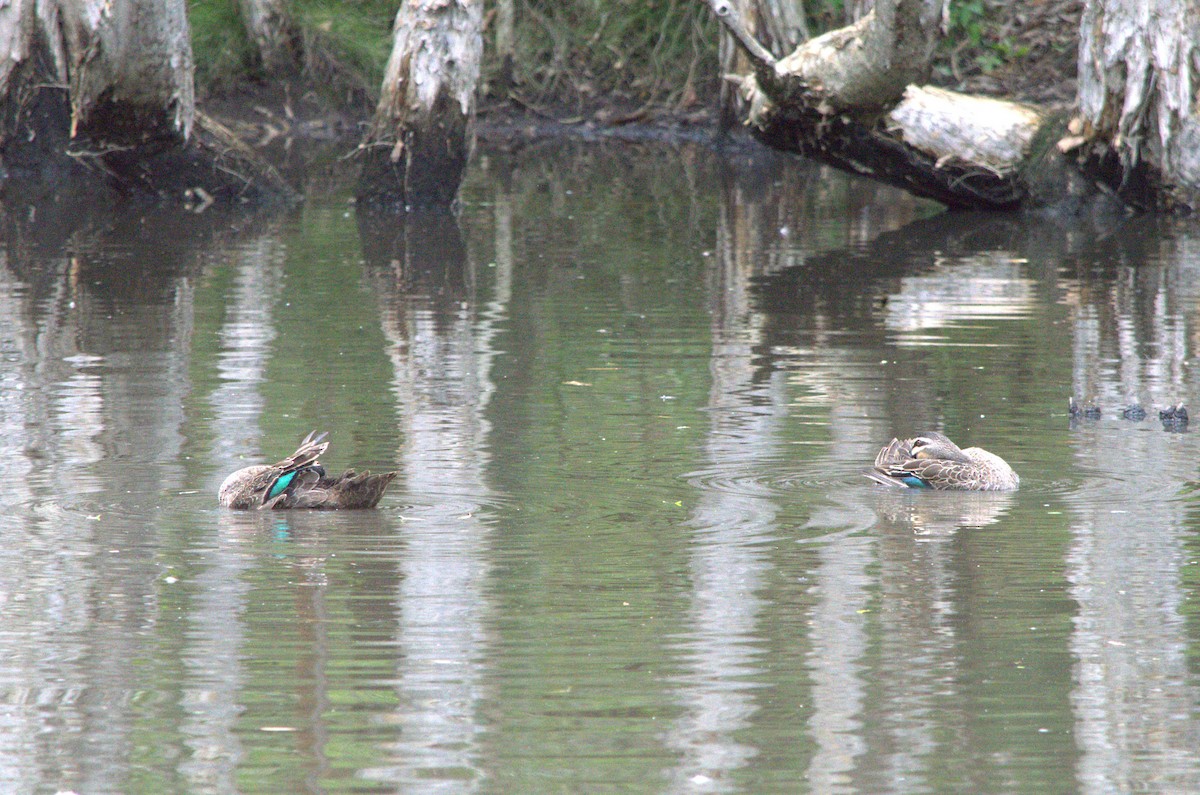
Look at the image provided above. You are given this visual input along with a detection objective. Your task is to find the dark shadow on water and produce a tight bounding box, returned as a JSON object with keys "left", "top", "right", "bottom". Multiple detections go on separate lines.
{"left": 355, "top": 206, "right": 471, "bottom": 317}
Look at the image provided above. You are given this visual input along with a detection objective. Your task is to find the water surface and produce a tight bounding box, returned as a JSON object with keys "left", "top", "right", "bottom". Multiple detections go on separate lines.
{"left": 0, "top": 140, "right": 1198, "bottom": 793}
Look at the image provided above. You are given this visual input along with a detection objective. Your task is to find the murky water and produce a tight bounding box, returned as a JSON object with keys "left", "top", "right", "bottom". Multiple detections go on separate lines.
{"left": 1, "top": 139, "right": 1199, "bottom": 793}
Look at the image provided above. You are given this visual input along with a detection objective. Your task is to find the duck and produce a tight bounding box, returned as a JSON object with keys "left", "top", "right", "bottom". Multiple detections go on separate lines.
{"left": 218, "top": 431, "right": 398, "bottom": 509}
{"left": 1159, "top": 403, "right": 1189, "bottom": 423}
{"left": 865, "top": 431, "right": 1019, "bottom": 491}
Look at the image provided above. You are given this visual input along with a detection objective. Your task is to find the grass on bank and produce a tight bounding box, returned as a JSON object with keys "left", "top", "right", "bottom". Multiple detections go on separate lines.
{"left": 187, "top": 0, "right": 1062, "bottom": 114}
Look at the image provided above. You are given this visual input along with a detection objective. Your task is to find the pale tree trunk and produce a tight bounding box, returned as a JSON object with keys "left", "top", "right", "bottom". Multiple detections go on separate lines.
{"left": 358, "top": 0, "right": 484, "bottom": 211}
{"left": 237, "top": 0, "right": 303, "bottom": 76}
{"left": 1075, "top": 0, "right": 1200, "bottom": 208}
{"left": 717, "top": 15, "right": 745, "bottom": 133}
{"left": 493, "top": 0, "right": 515, "bottom": 95}
{"left": 0, "top": 0, "right": 285, "bottom": 201}
{"left": 758, "top": 0, "right": 808, "bottom": 54}
{"left": 718, "top": 1, "right": 809, "bottom": 133}
{"left": 0, "top": 0, "right": 192, "bottom": 146}
{"left": 62, "top": 0, "right": 195, "bottom": 141}
{"left": 706, "top": 0, "right": 1200, "bottom": 212}
{"left": 709, "top": 0, "right": 1034, "bottom": 209}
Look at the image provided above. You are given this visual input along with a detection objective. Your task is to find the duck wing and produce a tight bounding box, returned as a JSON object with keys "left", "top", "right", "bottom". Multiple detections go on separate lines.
{"left": 271, "top": 431, "right": 328, "bottom": 471}
{"left": 865, "top": 438, "right": 921, "bottom": 487}
{"left": 253, "top": 431, "right": 330, "bottom": 508}
{"left": 270, "top": 469, "right": 398, "bottom": 509}
{"left": 897, "top": 458, "right": 976, "bottom": 489}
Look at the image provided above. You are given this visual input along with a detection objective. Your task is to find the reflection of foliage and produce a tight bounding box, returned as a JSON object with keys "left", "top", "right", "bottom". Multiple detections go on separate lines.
{"left": 1183, "top": 499, "right": 1200, "bottom": 676}
{"left": 185, "top": 203, "right": 399, "bottom": 469}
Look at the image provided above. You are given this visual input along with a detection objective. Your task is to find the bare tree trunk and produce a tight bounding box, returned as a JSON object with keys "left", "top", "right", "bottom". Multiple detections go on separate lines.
{"left": 718, "top": 1, "right": 808, "bottom": 134}
{"left": 62, "top": 0, "right": 194, "bottom": 142}
{"left": 717, "top": 8, "right": 748, "bottom": 134}
{"left": 1075, "top": 0, "right": 1200, "bottom": 208}
{"left": 707, "top": 0, "right": 1200, "bottom": 212}
{"left": 493, "top": 0, "right": 515, "bottom": 95}
{"left": 357, "top": 0, "right": 484, "bottom": 211}
{"left": 758, "top": 0, "right": 808, "bottom": 54}
{"left": 237, "top": 0, "right": 303, "bottom": 76}
{"left": 0, "top": 0, "right": 286, "bottom": 202}
{"left": 710, "top": 0, "right": 1024, "bottom": 209}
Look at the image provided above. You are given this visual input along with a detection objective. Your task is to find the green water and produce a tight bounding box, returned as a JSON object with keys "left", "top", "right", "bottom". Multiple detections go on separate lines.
{"left": 0, "top": 141, "right": 1197, "bottom": 793}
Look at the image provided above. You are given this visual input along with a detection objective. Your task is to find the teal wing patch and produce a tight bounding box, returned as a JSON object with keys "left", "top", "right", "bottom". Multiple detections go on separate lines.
{"left": 268, "top": 471, "right": 297, "bottom": 500}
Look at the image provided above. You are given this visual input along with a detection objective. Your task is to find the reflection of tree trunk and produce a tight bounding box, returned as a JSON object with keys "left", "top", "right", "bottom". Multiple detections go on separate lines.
{"left": 357, "top": 207, "right": 497, "bottom": 789}
{"left": 357, "top": 0, "right": 484, "bottom": 210}
{"left": 237, "top": 0, "right": 302, "bottom": 76}
{"left": 705, "top": 0, "right": 1200, "bottom": 212}
{"left": 357, "top": 209, "right": 469, "bottom": 307}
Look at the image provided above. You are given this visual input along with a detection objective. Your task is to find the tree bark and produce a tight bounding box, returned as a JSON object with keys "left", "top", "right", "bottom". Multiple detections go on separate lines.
{"left": 0, "top": 0, "right": 193, "bottom": 148}
{"left": 493, "top": 0, "right": 515, "bottom": 95}
{"left": 63, "top": 0, "right": 195, "bottom": 142}
{"left": 706, "top": 0, "right": 1200, "bottom": 212}
{"left": 1075, "top": 0, "right": 1200, "bottom": 209}
{"left": 718, "top": 0, "right": 809, "bottom": 133}
{"left": 711, "top": 0, "right": 1047, "bottom": 209}
{"left": 237, "top": 0, "right": 303, "bottom": 77}
{"left": 0, "top": 0, "right": 287, "bottom": 202}
{"left": 357, "top": 0, "right": 484, "bottom": 211}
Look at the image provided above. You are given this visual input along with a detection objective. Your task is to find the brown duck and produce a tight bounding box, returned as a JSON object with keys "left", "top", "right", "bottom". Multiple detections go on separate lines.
{"left": 218, "top": 431, "right": 397, "bottom": 509}
{"left": 865, "top": 431, "right": 1019, "bottom": 491}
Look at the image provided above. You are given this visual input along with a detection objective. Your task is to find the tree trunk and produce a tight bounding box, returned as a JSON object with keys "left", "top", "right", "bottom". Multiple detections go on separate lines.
{"left": 717, "top": 7, "right": 749, "bottom": 134}
{"left": 0, "top": 0, "right": 193, "bottom": 150}
{"left": 493, "top": 0, "right": 515, "bottom": 95}
{"left": 718, "top": 1, "right": 809, "bottom": 134}
{"left": 357, "top": 0, "right": 484, "bottom": 211}
{"left": 1075, "top": 0, "right": 1200, "bottom": 209}
{"left": 237, "top": 0, "right": 303, "bottom": 77}
{"left": 63, "top": 0, "right": 195, "bottom": 142}
{"left": 0, "top": 0, "right": 287, "bottom": 202}
{"left": 705, "top": 0, "right": 1200, "bottom": 212}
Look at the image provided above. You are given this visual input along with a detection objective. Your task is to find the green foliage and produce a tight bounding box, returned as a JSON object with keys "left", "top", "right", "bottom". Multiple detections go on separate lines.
{"left": 491, "top": 0, "right": 722, "bottom": 111}
{"left": 189, "top": 0, "right": 725, "bottom": 112}
{"left": 188, "top": 0, "right": 395, "bottom": 101}
{"left": 187, "top": 0, "right": 1040, "bottom": 115}
{"left": 940, "top": 0, "right": 1028, "bottom": 78}
{"left": 188, "top": 0, "right": 254, "bottom": 90}
{"left": 296, "top": 1, "right": 395, "bottom": 102}
{"left": 949, "top": 0, "right": 988, "bottom": 47}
